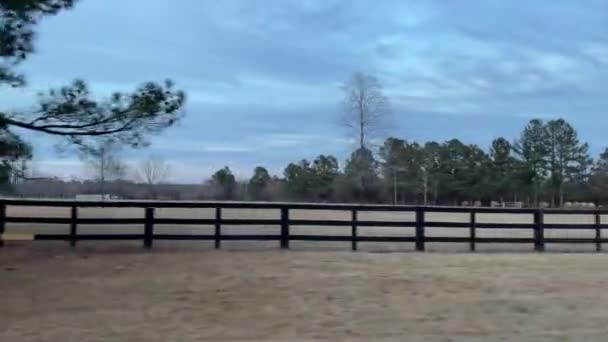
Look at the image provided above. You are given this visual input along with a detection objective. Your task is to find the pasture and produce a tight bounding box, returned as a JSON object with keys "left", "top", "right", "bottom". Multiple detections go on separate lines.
{"left": 2, "top": 248, "right": 608, "bottom": 341}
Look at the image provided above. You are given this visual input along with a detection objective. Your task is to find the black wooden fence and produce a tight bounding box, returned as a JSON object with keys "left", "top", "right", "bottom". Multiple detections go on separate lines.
{"left": 0, "top": 199, "right": 607, "bottom": 252}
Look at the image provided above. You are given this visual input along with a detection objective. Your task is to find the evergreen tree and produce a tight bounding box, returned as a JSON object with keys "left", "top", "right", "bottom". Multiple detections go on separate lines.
{"left": 211, "top": 167, "right": 236, "bottom": 200}
{"left": 344, "top": 147, "right": 380, "bottom": 202}
{"left": 543, "top": 119, "right": 591, "bottom": 206}
{"left": 248, "top": 166, "right": 271, "bottom": 200}
{"left": 513, "top": 119, "right": 549, "bottom": 206}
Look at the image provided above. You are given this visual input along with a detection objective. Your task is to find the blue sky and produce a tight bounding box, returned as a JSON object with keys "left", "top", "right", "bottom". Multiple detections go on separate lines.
{"left": 4, "top": 0, "right": 608, "bottom": 182}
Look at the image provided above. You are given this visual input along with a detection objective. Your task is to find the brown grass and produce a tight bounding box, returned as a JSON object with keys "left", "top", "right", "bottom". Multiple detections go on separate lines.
{"left": 2, "top": 245, "right": 608, "bottom": 341}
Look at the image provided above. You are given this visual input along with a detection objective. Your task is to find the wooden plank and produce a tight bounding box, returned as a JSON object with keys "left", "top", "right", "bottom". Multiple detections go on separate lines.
{"left": 2, "top": 198, "right": 607, "bottom": 214}
{"left": 425, "top": 237, "right": 475, "bottom": 243}
{"left": 37, "top": 235, "right": 604, "bottom": 244}
{"left": 357, "top": 236, "right": 417, "bottom": 243}
{"left": 474, "top": 223, "right": 533, "bottom": 229}
{"left": 5, "top": 217, "right": 146, "bottom": 224}
{"left": 1, "top": 199, "right": 415, "bottom": 211}
{"left": 5, "top": 217, "right": 72, "bottom": 224}
{"left": 217, "top": 235, "right": 280, "bottom": 241}
{"left": 154, "top": 234, "right": 215, "bottom": 240}
{"left": 216, "top": 219, "right": 281, "bottom": 225}
{"left": 542, "top": 224, "right": 599, "bottom": 229}
{"left": 354, "top": 220, "right": 416, "bottom": 227}
{"left": 29, "top": 232, "right": 608, "bottom": 245}
{"left": 472, "top": 223, "right": 606, "bottom": 230}
{"left": 289, "top": 219, "right": 414, "bottom": 227}
{"left": 35, "top": 234, "right": 143, "bottom": 240}
{"left": 6, "top": 217, "right": 606, "bottom": 229}
{"left": 289, "top": 235, "right": 353, "bottom": 242}
{"left": 544, "top": 238, "right": 600, "bottom": 243}
{"left": 424, "top": 222, "right": 470, "bottom": 228}
{"left": 290, "top": 235, "right": 416, "bottom": 242}
{"left": 4, "top": 216, "right": 601, "bottom": 230}
{"left": 153, "top": 218, "right": 215, "bottom": 225}
{"left": 471, "top": 237, "right": 534, "bottom": 243}
{"left": 78, "top": 218, "right": 146, "bottom": 225}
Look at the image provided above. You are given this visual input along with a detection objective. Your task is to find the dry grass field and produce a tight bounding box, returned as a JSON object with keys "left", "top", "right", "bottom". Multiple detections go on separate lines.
{"left": 3, "top": 205, "right": 608, "bottom": 341}
{"left": 2, "top": 247, "right": 608, "bottom": 341}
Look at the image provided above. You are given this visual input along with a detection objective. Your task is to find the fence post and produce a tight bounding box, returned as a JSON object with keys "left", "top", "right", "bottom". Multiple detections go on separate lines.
{"left": 595, "top": 210, "right": 601, "bottom": 252}
{"left": 469, "top": 211, "right": 476, "bottom": 252}
{"left": 415, "top": 207, "right": 425, "bottom": 251}
{"left": 144, "top": 207, "right": 154, "bottom": 249}
{"left": 215, "top": 207, "right": 222, "bottom": 249}
{"left": 70, "top": 206, "right": 78, "bottom": 247}
{"left": 534, "top": 209, "right": 545, "bottom": 252}
{"left": 0, "top": 203, "right": 5, "bottom": 247}
{"left": 280, "top": 207, "right": 289, "bottom": 249}
{"left": 351, "top": 209, "right": 358, "bottom": 251}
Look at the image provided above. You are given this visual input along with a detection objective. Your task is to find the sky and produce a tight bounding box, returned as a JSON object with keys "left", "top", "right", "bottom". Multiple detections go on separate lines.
{"left": 4, "top": 0, "right": 608, "bottom": 183}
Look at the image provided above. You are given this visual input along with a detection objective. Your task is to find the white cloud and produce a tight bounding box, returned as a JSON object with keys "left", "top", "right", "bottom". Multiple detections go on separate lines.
{"left": 145, "top": 138, "right": 253, "bottom": 154}
{"left": 533, "top": 52, "right": 582, "bottom": 75}
{"left": 256, "top": 133, "right": 352, "bottom": 148}
{"left": 29, "top": 159, "right": 83, "bottom": 180}
{"left": 583, "top": 44, "right": 608, "bottom": 65}
{"left": 201, "top": 145, "right": 253, "bottom": 153}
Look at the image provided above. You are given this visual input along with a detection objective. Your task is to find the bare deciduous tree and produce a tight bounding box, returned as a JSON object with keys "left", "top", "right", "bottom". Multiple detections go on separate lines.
{"left": 136, "top": 157, "right": 170, "bottom": 199}
{"left": 83, "top": 139, "right": 127, "bottom": 198}
{"left": 340, "top": 72, "right": 391, "bottom": 149}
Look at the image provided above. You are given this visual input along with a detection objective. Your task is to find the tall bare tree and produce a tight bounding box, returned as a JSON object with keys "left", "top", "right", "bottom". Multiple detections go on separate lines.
{"left": 340, "top": 72, "right": 391, "bottom": 149}
{"left": 136, "top": 157, "right": 170, "bottom": 199}
{"left": 83, "top": 139, "right": 127, "bottom": 198}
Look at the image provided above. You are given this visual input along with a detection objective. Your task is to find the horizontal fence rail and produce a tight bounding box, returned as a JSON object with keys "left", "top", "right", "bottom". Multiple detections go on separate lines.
{"left": 0, "top": 199, "right": 606, "bottom": 252}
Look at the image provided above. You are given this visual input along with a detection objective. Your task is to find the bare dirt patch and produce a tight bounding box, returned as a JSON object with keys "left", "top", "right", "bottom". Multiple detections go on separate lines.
{"left": 2, "top": 245, "right": 608, "bottom": 341}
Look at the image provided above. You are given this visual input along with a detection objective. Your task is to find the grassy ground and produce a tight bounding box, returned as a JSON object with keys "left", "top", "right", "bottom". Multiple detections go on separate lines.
{"left": 2, "top": 245, "right": 608, "bottom": 341}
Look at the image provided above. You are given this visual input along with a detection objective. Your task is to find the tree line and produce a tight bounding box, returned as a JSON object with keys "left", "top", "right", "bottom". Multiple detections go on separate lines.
{"left": 200, "top": 117, "right": 607, "bottom": 207}
{"left": 11, "top": 116, "right": 608, "bottom": 208}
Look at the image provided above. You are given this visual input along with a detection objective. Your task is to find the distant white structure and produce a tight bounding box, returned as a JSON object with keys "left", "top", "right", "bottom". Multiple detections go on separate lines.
{"left": 491, "top": 201, "right": 524, "bottom": 209}
{"left": 75, "top": 194, "right": 118, "bottom": 201}
{"left": 564, "top": 201, "right": 596, "bottom": 209}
